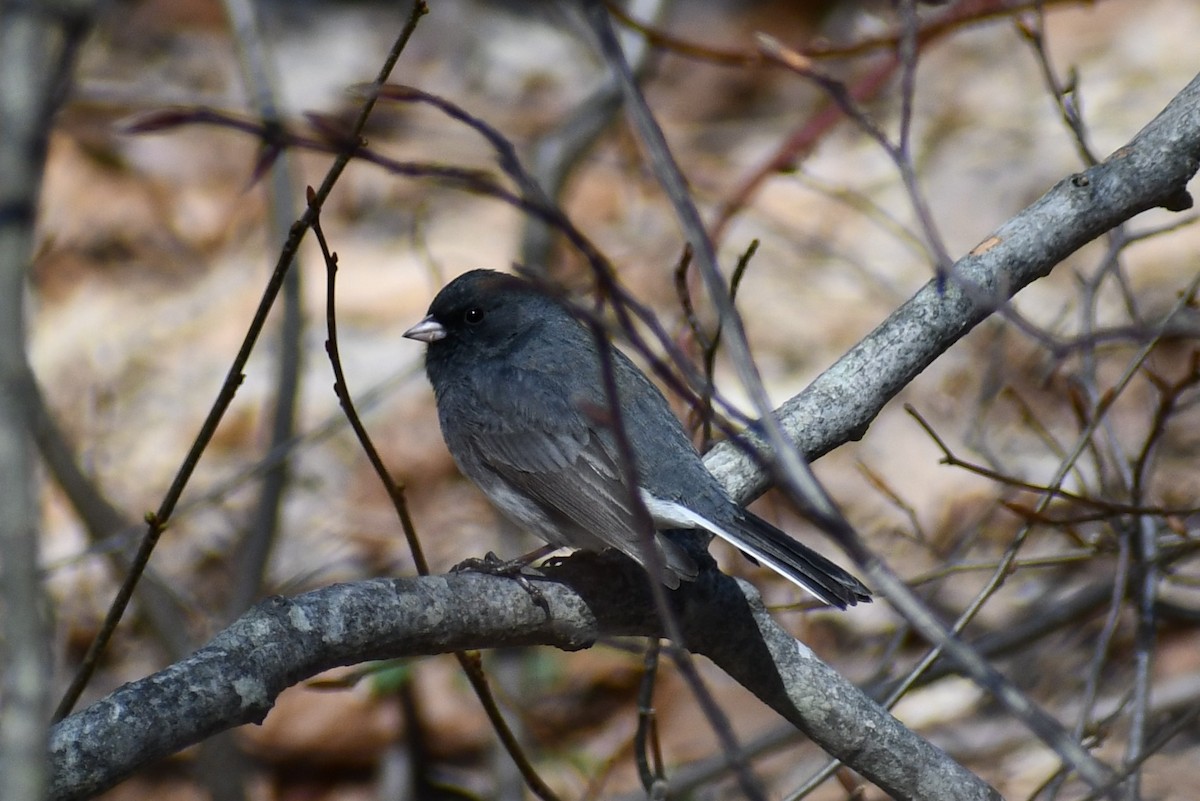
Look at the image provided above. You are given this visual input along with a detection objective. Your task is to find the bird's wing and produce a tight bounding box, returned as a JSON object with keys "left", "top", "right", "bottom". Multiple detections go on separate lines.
{"left": 470, "top": 422, "right": 698, "bottom": 584}
{"left": 472, "top": 422, "right": 637, "bottom": 543}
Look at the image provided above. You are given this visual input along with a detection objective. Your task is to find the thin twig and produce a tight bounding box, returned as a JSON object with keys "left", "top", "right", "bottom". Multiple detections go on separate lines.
{"left": 53, "top": 0, "right": 431, "bottom": 724}
{"left": 906, "top": 404, "right": 1200, "bottom": 518}
{"left": 309, "top": 193, "right": 561, "bottom": 801}
{"left": 633, "top": 639, "right": 664, "bottom": 792}
{"left": 756, "top": 32, "right": 953, "bottom": 274}
{"left": 1016, "top": 9, "right": 1100, "bottom": 166}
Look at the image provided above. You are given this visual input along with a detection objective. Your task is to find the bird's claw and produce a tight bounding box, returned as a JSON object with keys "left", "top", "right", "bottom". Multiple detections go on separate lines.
{"left": 452, "top": 552, "right": 549, "bottom": 613}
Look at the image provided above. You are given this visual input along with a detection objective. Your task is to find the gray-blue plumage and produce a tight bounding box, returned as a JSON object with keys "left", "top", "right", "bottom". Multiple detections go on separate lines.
{"left": 405, "top": 269, "right": 869, "bottom": 607}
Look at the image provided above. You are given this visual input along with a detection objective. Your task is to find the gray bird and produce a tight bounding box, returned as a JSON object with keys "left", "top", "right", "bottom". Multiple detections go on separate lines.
{"left": 404, "top": 269, "right": 870, "bottom": 608}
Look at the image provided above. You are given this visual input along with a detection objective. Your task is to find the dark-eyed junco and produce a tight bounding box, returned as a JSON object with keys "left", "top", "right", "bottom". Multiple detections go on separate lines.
{"left": 404, "top": 269, "right": 870, "bottom": 608}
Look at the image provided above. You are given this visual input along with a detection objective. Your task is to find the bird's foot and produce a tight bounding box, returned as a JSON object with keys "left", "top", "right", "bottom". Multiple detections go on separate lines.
{"left": 452, "top": 551, "right": 549, "bottom": 613}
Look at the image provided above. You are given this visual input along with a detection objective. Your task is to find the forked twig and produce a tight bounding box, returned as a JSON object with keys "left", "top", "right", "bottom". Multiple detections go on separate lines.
{"left": 309, "top": 193, "right": 561, "bottom": 801}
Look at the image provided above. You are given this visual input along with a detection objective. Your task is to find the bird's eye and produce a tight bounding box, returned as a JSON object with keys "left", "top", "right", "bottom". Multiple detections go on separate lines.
{"left": 464, "top": 307, "right": 485, "bottom": 325}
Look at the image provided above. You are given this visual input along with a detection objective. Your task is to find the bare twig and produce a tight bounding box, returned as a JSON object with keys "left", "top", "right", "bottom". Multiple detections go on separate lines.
{"left": 907, "top": 404, "right": 1200, "bottom": 518}
{"left": 52, "top": 0, "right": 431, "bottom": 723}
{"left": 706, "top": 0, "right": 1087, "bottom": 243}
{"left": 310, "top": 195, "right": 561, "bottom": 801}
{"left": 633, "top": 639, "right": 664, "bottom": 793}
{"left": 1016, "top": 9, "right": 1100, "bottom": 166}
{"left": 756, "top": 32, "right": 953, "bottom": 274}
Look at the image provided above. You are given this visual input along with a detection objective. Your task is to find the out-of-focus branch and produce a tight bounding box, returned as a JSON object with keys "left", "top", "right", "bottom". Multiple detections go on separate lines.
{"left": 0, "top": 3, "right": 100, "bottom": 801}
{"left": 222, "top": 0, "right": 306, "bottom": 621}
{"left": 28, "top": 376, "right": 195, "bottom": 660}
{"left": 519, "top": 0, "right": 668, "bottom": 271}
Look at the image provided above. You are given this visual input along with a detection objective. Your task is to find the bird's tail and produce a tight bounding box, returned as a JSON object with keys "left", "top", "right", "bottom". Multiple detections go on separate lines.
{"left": 729, "top": 510, "right": 872, "bottom": 609}
{"left": 639, "top": 490, "right": 870, "bottom": 608}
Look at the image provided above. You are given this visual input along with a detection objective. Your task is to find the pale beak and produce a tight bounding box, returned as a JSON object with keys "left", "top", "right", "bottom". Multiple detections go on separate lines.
{"left": 403, "top": 315, "right": 447, "bottom": 343}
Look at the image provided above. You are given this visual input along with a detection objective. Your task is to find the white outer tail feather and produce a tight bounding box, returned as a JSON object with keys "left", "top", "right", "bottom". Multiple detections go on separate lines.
{"left": 639, "top": 490, "right": 834, "bottom": 605}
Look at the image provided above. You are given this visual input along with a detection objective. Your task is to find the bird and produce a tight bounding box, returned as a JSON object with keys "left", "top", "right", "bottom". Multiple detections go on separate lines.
{"left": 404, "top": 269, "right": 870, "bottom": 608}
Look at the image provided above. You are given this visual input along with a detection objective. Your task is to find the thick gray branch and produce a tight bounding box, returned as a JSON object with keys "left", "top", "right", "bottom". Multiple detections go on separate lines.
{"left": 49, "top": 561, "right": 996, "bottom": 801}
{"left": 706, "top": 70, "right": 1200, "bottom": 502}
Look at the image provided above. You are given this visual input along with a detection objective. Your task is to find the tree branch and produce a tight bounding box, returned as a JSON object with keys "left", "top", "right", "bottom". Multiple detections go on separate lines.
{"left": 706, "top": 69, "right": 1200, "bottom": 503}
{"left": 49, "top": 559, "right": 997, "bottom": 801}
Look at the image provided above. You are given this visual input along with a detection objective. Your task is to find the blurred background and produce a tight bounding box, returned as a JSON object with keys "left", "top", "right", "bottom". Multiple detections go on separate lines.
{"left": 27, "top": 0, "right": 1200, "bottom": 798}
